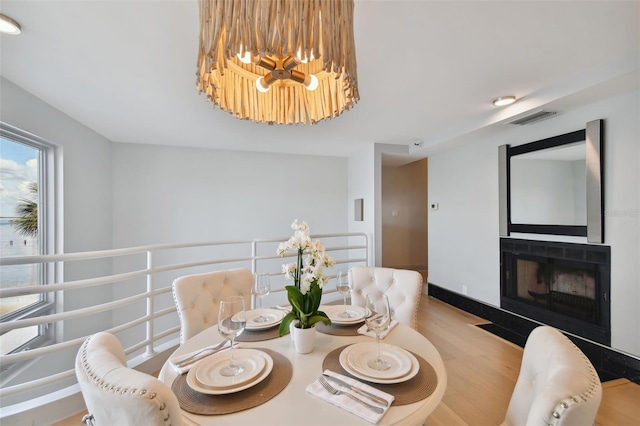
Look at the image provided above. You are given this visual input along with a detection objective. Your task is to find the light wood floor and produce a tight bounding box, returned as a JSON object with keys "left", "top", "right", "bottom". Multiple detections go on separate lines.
{"left": 419, "top": 296, "right": 640, "bottom": 426}
{"left": 55, "top": 296, "right": 640, "bottom": 425}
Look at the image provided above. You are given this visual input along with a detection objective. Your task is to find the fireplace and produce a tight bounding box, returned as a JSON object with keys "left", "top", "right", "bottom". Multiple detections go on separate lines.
{"left": 500, "top": 238, "right": 611, "bottom": 345}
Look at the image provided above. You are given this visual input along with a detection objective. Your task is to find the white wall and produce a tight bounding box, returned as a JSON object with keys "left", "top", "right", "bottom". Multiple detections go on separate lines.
{"left": 428, "top": 89, "right": 640, "bottom": 357}
{"left": 348, "top": 144, "right": 376, "bottom": 265}
{"left": 111, "top": 143, "right": 348, "bottom": 246}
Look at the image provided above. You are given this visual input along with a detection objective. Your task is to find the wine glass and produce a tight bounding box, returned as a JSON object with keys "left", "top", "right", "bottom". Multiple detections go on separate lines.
{"left": 365, "top": 293, "right": 391, "bottom": 371}
{"left": 336, "top": 271, "right": 352, "bottom": 318}
{"left": 252, "top": 273, "right": 271, "bottom": 323}
{"left": 217, "top": 296, "right": 246, "bottom": 376}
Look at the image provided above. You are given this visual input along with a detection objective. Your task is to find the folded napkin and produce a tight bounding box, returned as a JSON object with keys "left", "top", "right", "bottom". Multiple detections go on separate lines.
{"left": 169, "top": 343, "right": 231, "bottom": 375}
{"left": 357, "top": 320, "right": 398, "bottom": 339}
{"left": 306, "top": 370, "right": 394, "bottom": 424}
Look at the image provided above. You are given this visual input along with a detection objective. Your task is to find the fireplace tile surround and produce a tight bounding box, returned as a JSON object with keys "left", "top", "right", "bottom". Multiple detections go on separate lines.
{"left": 500, "top": 238, "right": 611, "bottom": 346}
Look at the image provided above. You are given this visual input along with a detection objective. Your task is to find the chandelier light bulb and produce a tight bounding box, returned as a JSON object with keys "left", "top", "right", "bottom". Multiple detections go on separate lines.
{"left": 255, "top": 77, "right": 270, "bottom": 93}
{"left": 295, "top": 48, "right": 315, "bottom": 64}
{"left": 237, "top": 51, "right": 252, "bottom": 64}
{"left": 304, "top": 74, "right": 319, "bottom": 91}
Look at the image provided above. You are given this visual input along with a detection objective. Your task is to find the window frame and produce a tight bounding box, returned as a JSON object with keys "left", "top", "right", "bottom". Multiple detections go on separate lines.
{"left": 0, "top": 122, "right": 62, "bottom": 360}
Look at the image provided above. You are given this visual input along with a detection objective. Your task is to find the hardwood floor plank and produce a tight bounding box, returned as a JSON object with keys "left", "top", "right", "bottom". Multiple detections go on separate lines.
{"left": 419, "top": 296, "right": 640, "bottom": 426}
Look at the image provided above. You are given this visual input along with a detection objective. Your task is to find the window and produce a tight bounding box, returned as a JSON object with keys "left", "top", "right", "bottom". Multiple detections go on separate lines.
{"left": 0, "top": 123, "right": 58, "bottom": 357}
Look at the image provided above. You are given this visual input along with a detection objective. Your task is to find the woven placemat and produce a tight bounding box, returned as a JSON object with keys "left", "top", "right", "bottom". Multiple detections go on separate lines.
{"left": 316, "top": 321, "right": 363, "bottom": 336}
{"left": 237, "top": 326, "right": 281, "bottom": 342}
{"left": 322, "top": 345, "right": 437, "bottom": 406}
{"left": 171, "top": 348, "right": 292, "bottom": 415}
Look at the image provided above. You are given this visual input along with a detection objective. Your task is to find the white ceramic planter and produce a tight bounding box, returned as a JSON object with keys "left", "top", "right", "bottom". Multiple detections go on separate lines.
{"left": 290, "top": 321, "right": 316, "bottom": 354}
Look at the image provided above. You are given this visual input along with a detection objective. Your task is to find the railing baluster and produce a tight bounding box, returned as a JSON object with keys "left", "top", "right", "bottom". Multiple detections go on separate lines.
{"left": 145, "top": 249, "right": 156, "bottom": 357}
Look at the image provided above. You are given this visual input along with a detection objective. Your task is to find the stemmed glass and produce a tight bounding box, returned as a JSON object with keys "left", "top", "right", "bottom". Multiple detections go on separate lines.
{"left": 365, "top": 293, "right": 391, "bottom": 371}
{"left": 217, "top": 296, "right": 246, "bottom": 376}
{"left": 336, "top": 271, "right": 352, "bottom": 318}
{"left": 252, "top": 273, "right": 271, "bottom": 323}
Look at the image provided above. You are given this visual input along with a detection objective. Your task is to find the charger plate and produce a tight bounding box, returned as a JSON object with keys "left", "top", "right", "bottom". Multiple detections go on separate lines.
{"left": 172, "top": 348, "right": 292, "bottom": 415}
{"left": 322, "top": 345, "right": 437, "bottom": 406}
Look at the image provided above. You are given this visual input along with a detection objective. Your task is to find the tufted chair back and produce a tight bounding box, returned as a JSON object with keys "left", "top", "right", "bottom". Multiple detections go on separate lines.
{"left": 349, "top": 266, "right": 423, "bottom": 330}
{"left": 501, "top": 326, "right": 602, "bottom": 426}
{"left": 172, "top": 268, "right": 253, "bottom": 344}
{"left": 75, "top": 331, "right": 182, "bottom": 426}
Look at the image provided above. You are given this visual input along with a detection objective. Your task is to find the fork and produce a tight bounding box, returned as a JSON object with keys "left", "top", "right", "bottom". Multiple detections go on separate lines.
{"left": 318, "top": 376, "right": 384, "bottom": 414}
{"left": 173, "top": 340, "right": 229, "bottom": 367}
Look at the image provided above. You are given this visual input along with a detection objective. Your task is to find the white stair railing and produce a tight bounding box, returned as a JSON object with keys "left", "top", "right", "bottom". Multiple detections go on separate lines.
{"left": 0, "top": 233, "right": 368, "bottom": 411}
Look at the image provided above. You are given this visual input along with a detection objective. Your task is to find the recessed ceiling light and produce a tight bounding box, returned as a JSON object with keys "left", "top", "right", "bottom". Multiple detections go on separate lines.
{"left": 0, "top": 13, "right": 21, "bottom": 35}
{"left": 493, "top": 96, "right": 516, "bottom": 107}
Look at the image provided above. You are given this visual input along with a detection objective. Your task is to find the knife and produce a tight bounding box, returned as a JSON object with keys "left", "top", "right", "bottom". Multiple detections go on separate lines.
{"left": 322, "top": 374, "right": 389, "bottom": 407}
{"left": 174, "top": 341, "right": 235, "bottom": 368}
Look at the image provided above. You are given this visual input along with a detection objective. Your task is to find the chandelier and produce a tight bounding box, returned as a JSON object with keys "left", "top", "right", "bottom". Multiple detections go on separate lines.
{"left": 196, "top": 0, "right": 359, "bottom": 125}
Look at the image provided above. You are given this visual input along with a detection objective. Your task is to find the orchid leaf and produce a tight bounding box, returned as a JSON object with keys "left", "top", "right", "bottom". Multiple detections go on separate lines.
{"left": 278, "top": 312, "right": 297, "bottom": 337}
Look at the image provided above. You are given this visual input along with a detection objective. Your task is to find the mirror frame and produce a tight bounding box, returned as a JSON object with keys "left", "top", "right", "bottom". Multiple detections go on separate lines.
{"left": 499, "top": 119, "right": 604, "bottom": 243}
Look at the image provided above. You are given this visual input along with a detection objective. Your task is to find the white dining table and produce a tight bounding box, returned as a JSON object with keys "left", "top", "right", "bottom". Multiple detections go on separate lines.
{"left": 159, "top": 320, "right": 447, "bottom": 426}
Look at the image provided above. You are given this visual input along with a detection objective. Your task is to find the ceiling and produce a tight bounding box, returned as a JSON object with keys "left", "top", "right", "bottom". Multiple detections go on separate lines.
{"left": 1, "top": 1, "right": 638, "bottom": 163}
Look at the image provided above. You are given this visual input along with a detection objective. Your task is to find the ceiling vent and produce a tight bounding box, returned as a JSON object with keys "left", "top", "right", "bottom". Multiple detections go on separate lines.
{"left": 509, "top": 110, "right": 558, "bottom": 125}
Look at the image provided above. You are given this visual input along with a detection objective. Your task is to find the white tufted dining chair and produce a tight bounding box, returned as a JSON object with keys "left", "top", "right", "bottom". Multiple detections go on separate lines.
{"left": 172, "top": 268, "right": 253, "bottom": 344}
{"left": 501, "top": 326, "right": 602, "bottom": 426}
{"left": 349, "top": 266, "right": 423, "bottom": 330}
{"left": 75, "top": 331, "right": 182, "bottom": 426}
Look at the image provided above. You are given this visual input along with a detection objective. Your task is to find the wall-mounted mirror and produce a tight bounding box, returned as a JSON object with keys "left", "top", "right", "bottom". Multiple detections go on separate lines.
{"left": 499, "top": 119, "right": 604, "bottom": 243}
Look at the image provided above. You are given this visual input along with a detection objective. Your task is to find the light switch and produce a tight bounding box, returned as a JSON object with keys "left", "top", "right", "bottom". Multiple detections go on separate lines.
{"left": 430, "top": 203, "right": 439, "bottom": 210}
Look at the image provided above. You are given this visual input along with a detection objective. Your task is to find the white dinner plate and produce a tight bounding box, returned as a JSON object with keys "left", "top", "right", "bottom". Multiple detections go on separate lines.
{"left": 186, "top": 349, "right": 273, "bottom": 394}
{"left": 194, "top": 348, "right": 266, "bottom": 389}
{"left": 346, "top": 342, "right": 412, "bottom": 379}
{"left": 245, "top": 309, "right": 286, "bottom": 330}
{"left": 321, "top": 305, "right": 366, "bottom": 325}
{"left": 339, "top": 342, "right": 419, "bottom": 384}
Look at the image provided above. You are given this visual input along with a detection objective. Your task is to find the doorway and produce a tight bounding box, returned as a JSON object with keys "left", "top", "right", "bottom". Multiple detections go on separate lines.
{"left": 381, "top": 158, "right": 428, "bottom": 283}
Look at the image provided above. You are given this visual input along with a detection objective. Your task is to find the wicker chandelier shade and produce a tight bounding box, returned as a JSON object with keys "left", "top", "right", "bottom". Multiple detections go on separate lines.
{"left": 196, "top": 0, "right": 359, "bottom": 125}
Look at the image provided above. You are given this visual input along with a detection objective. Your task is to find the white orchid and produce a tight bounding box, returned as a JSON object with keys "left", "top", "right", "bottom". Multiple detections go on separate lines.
{"left": 277, "top": 220, "right": 334, "bottom": 334}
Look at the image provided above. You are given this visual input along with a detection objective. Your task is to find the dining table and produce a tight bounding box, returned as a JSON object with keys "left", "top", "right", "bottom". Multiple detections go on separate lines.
{"left": 159, "top": 307, "right": 447, "bottom": 426}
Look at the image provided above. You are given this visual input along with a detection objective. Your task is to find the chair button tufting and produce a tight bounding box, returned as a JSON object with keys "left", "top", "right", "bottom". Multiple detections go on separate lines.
{"left": 552, "top": 412, "right": 560, "bottom": 419}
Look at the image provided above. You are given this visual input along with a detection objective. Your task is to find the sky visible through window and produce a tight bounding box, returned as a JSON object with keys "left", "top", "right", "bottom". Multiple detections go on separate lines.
{"left": 0, "top": 137, "right": 38, "bottom": 218}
